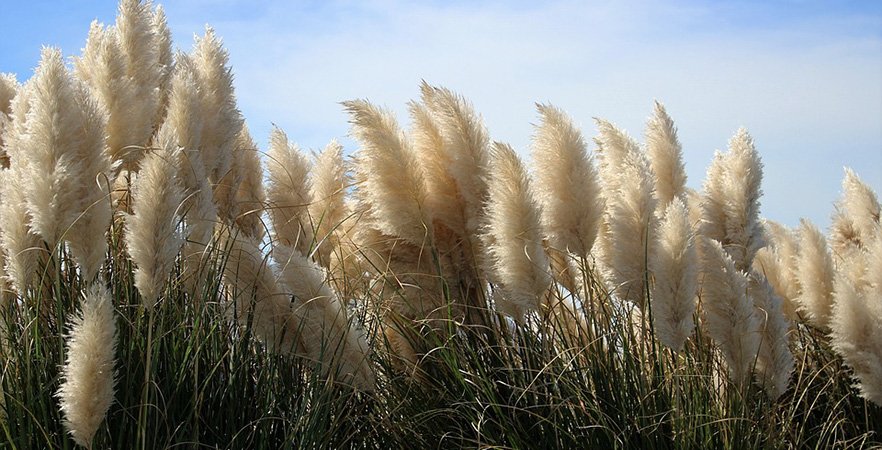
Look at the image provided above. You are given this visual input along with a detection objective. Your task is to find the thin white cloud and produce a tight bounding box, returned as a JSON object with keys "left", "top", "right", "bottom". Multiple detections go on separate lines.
{"left": 152, "top": 0, "right": 882, "bottom": 226}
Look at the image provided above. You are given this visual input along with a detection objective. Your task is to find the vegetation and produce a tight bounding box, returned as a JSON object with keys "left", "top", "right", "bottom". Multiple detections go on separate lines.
{"left": 0, "top": 1, "right": 879, "bottom": 448}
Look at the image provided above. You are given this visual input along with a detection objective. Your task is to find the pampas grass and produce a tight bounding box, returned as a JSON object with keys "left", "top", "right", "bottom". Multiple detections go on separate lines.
{"left": 650, "top": 198, "right": 697, "bottom": 352}
{"left": 18, "top": 48, "right": 111, "bottom": 279}
{"left": 231, "top": 126, "right": 266, "bottom": 240}
{"left": 266, "top": 126, "right": 314, "bottom": 254}
{"left": 830, "top": 236, "right": 882, "bottom": 405}
{"left": 273, "top": 244, "right": 375, "bottom": 390}
{"left": 595, "top": 119, "right": 657, "bottom": 307}
{"left": 308, "top": 139, "right": 348, "bottom": 269}
{"left": 532, "top": 103, "right": 604, "bottom": 258}
{"left": 700, "top": 128, "right": 766, "bottom": 272}
{"left": 420, "top": 82, "right": 489, "bottom": 244}
{"left": 192, "top": 27, "right": 243, "bottom": 186}
{"left": 57, "top": 282, "right": 118, "bottom": 448}
{"left": 749, "top": 272, "right": 793, "bottom": 400}
{"left": 700, "top": 237, "right": 762, "bottom": 386}
{"left": 125, "top": 135, "right": 185, "bottom": 308}
{"left": 795, "top": 219, "right": 836, "bottom": 329}
{"left": 4, "top": 4, "right": 881, "bottom": 446}
{"left": 482, "top": 142, "right": 550, "bottom": 319}
{"left": 344, "top": 99, "right": 431, "bottom": 246}
{"left": 830, "top": 168, "right": 881, "bottom": 261}
{"left": 645, "top": 101, "right": 687, "bottom": 209}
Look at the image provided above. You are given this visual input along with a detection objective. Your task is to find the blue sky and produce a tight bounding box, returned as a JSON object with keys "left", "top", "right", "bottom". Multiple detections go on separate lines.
{"left": 2, "top": 0, "right": 880, "bottom": 229}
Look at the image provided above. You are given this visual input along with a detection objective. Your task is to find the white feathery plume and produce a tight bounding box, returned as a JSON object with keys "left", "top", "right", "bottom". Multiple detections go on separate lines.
{"left": 232, "top": 126, "right": 266, "bottom": 240}
{"left": 594, "top": 120, "right": 657, "bottom": 307}
{"left": 20, "top": 48, "right": 111, "bottom": 279}
{"left": 645, "top": 101, "right": 687, "bottom": 209}
{"left": 532, "top": 103, "right": 604, "bottom": 258}
{"left": 421, "top": 82, "right": 490, "bottom": 244}
{"left": 700, "top": 237, "right": 762, "bottom": 386}
{"left": 482, "top": 142, "right": 551, "bottom": 319}
{"left": 344, "top": 99, "right": 431, "bottom": 246}
{"left": 266, "top": 126, "right": 314, "bottom": 254}
{"left": 794, "top": 219, "right": 835, "bottom": 329}
{"left": 830, "top": 168, "right": 881, "bottom": 260}
{"left": 650, "top": 198, "right": 697, "bottom": 352}
{"left": 0, "top": 73, "right": 17, "bottom": 165}
{"left": 0, "top": 168, "right": 42, "bottom": 295}
{"left": 192, "top": 27, "right": 243, "bottom": 185}
{"left": 309, "top": 139, "right": 348, "bottom": 269}
{"left": 700, "top": 128, "right": 766, "bottom": 272}
{"left": 219, "top": 227, "right": 302, "bottom": 353}
{"left": 57, "top": 282, "right": 117, "bottom": 448}
{"left": 125, "top": 134, "right": 186, "bottom": 309}
{"left": 113, "top": 0, "right": 161, "bottom": 166}
{"left": 74, "top": 21, "right": 143, "bottom": 165}
{"left": 409, "top": 99, "right": 458, "bottom": 233}
{"left": 749, "top": 272, "right": 794, "bottom": 400}
{"left": 273, "top": 244, "right": 375, "bottom": 390}
{"left": 684, "top": 188, "right": 703, "bottom": 230}
{"left": 0, "top": 82, "right": 42, "bottom": 294}
{"left": 151, "top": 4, "right": 173, "bottom": 126}
{"left": 830, "top": 237, "right": 882, "bottom": 405}
{"left": 214, "top": 125, "right": 253, "bottom": 229}
{"left": 752, "top": 220, "right": 800, "bottom": 320}
{"left": 0, "top": 73, "right": 15, "bottom": 116}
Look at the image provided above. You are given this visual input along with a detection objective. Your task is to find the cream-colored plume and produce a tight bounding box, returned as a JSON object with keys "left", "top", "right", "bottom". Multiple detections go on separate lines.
{"left": 794, "top": 219, "right": 835, "bottom": 329}
{"left": 152, "top": 4, "right": 173, "bottom": 126}
{"left": 20, "top": 48, "right": 111, "bottom": 279}
{"left": 749, "top": 273, "right": 794, "bottom": 400}
{"left": 482, "top": 142, "right": 551, "bottom": 319}
{"left": 645, "top": 101, "right": 687, "bottom": 209}
{"left": 309, "top": 140, "right": 349, "bottom": 269}
{"left": 74, "top": 21, "right": 144, "bottom": 165}
{"left": 232, "top": 126, "right": 266, "bottom": 240}
{"left": 830, "top": 237, "right": 882, "bottom": 405}
{"left": 753, "top": 220, "right": 800, "bottom": 320}
{"left": 273, "top": 244, "right": 375, "bottom": 390}
{"left": 125, "top": 135, "right": 186, "bottom": 309}
{"left": 0, "top": 73, "right": 17, "bottom": 165}
{"left": 650, "top": 199, "right": 697, "bottom": 352}
{"left": 0, "top": 82, "right": 42, "bottom": 294}
{"left": 532, "top": 103, "right": 603, "bottom": 258}
{"left": 344, "top": 99, "right": 431, "bottom": 246}
{"left": 420, "top": 82, "right": 490, "bottom": 244}
{"left": 266, "top": 126, "right": 314, "bottom": 254}
{"left": 700, "top": 237, "right": 761, "bottom": 386}
{"left": 830, "top": 168, "right": 881, "bottom": 261}
{"left": 57, "top": 282, "right": 117, "bottom": 448}
{"left": 700, "top": 128, "right": 766, "bottom": 271}
{"left": 594, "top": 120, "right": 657, "bottom": 307}
{"left": 192, "top": 27, "right": 243, "bottom": 185}
{"left": 220, "top": 227, "right": 301, "bottom": 353}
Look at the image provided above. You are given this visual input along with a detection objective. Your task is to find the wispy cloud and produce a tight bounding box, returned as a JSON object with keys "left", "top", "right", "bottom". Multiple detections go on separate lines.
{"left": 3, "top": 0, "right": 881, "bottom": 227}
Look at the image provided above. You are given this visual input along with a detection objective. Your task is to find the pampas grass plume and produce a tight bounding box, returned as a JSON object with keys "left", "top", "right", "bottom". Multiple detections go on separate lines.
{"left": 700, "top": 237, "right": 762, "bottom": 386}
{"left": 57, "top": 282, "right": 117, "bottom": 448}
{"left": 650, "top": 198, "right": 697, "bottom": 352}
{"left": 749, "top": 273, "right": 794, "bottom": 400}
{"left": 701, "top": 128, "right": 765, "bottom": 272}
{"left": 795, "top": 219, "right": 835, "bottom": 329}
{"left": 830, "top": 237, "right": 882, "bottom": 405}
{"left": 274, "top": 244, "right": 375, "bottom": 390}
{"left": 645, "top": 101, "right": 687, "bottom": 208}
{"left": 266, "top": 126, "right": 314, "bottom": 254}
{"left": 483, "top": 142, "right": 550, "bottom": 318}
{"left": 125, "top": 135, "right": 186, "bottom": 308}
{"left": 344, "top": 99, "right": 431, "bottom": 245}
{"left": 532, "top": 103, "right": 603, "bottom": 258}
{"left": 308, "top": 139, "right": 348, "bottom": 268}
